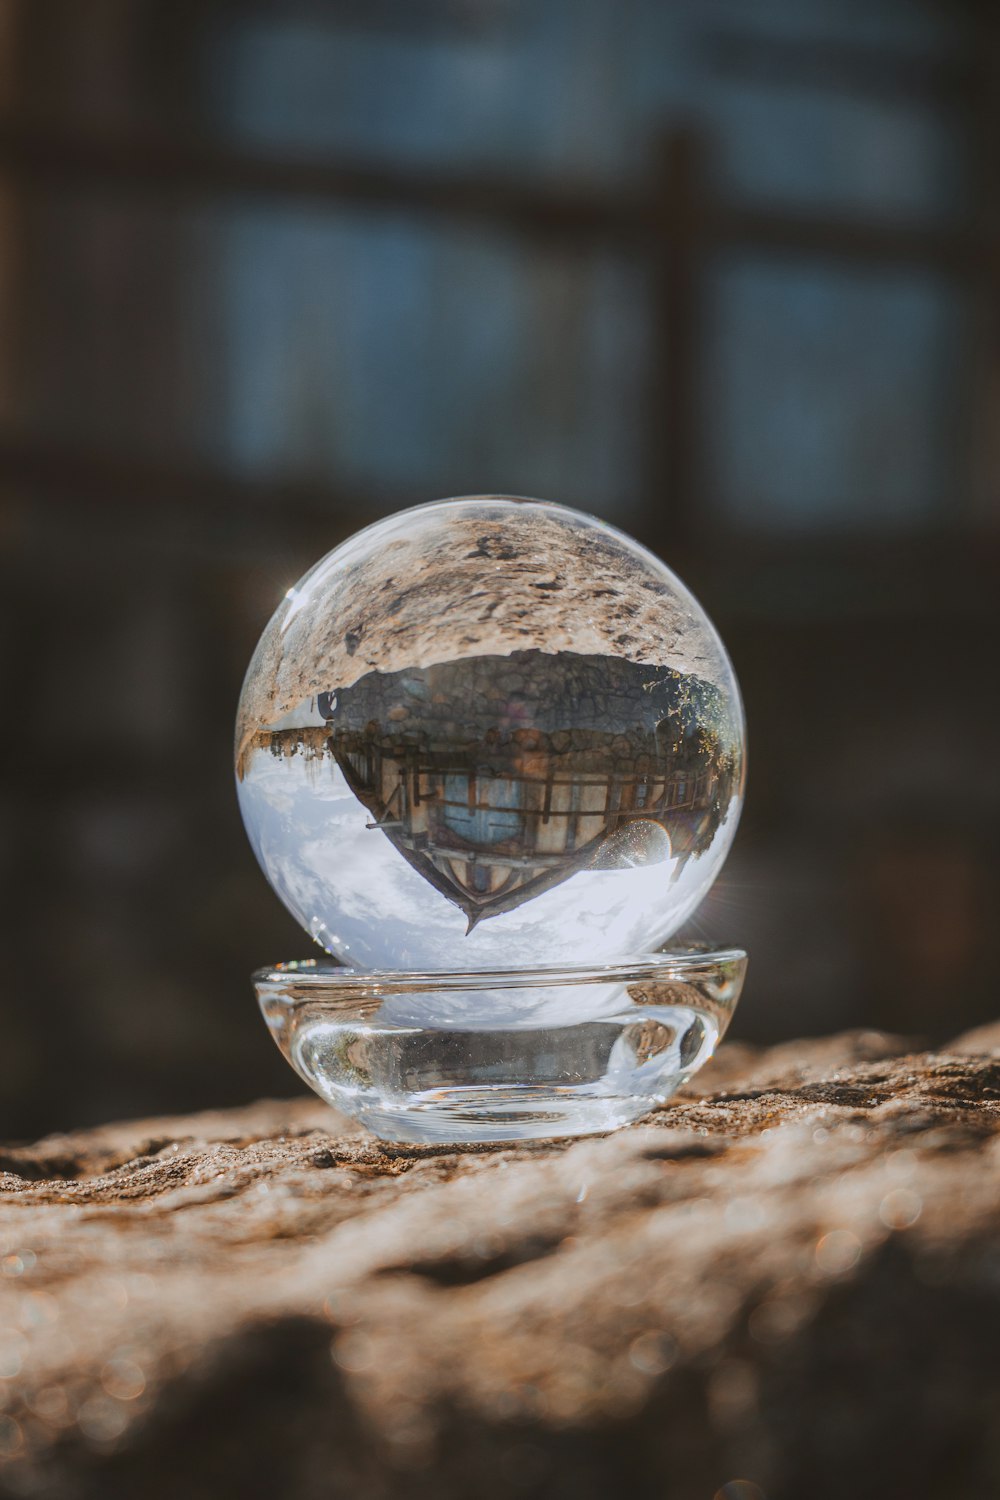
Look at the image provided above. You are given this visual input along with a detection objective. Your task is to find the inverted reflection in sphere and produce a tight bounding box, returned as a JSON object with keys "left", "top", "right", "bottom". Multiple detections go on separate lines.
{"left": 236, "top": 497, "right": 745, "bottom": 972}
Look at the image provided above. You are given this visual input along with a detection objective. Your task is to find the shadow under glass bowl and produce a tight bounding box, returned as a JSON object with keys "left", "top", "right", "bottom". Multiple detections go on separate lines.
{"left": 253, "top": 949, "right": 747, "bottom": 1145}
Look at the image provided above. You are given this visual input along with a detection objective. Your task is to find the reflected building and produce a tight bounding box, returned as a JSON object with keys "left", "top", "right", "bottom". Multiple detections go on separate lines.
{"left": 249, "top": 650, "right": 741, "bottom": 932}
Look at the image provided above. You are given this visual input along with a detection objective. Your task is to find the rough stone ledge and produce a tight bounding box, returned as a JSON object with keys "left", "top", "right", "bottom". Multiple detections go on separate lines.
{"left": 1, "top": 1022, "right": 999, "bottom": 1500}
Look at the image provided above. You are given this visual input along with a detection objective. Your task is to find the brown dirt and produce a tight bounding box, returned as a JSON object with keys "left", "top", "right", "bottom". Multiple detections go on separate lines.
{"left": 2, "top": 1023, "right": 999, "bottom": 1499}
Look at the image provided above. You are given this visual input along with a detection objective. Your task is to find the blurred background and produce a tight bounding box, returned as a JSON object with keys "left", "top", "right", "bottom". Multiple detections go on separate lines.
{"left": 0, "top": 0, "right": 997, "bottom": 1139}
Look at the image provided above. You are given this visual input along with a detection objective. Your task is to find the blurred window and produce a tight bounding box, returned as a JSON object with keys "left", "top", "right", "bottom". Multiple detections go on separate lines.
{"left": 211, "top": 208, "right": 647, "bottom": 518}
{"left": 704, "top": 258, "right": 967, "bottom": 530}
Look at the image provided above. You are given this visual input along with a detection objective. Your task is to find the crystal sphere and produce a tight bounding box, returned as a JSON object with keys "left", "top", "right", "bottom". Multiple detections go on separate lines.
{"left": 236, "top": 497, "right": 744, "bottom": 972}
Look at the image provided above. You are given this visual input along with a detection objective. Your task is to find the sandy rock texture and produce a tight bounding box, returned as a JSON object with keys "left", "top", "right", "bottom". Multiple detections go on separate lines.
{"left": 1, "top": 1025, "right": 999, "bottom": 1500}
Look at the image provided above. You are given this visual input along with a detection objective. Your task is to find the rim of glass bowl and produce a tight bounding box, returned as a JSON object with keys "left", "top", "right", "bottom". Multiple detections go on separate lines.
{"left": 252, "top": 949, "right": 747, "bottom": 995}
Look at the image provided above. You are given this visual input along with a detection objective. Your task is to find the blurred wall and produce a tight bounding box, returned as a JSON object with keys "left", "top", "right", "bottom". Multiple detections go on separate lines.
{"left": 0, "top": 0, "right": 997, "bottom": 1137}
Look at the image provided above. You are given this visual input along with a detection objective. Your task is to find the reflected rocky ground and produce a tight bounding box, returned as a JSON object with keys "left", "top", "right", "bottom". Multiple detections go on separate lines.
{"left": 238, "top": 649, "right": 742, "bottom": 970}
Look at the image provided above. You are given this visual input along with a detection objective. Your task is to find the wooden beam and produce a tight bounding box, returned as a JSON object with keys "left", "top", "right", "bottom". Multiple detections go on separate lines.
{"left": 0, "top": 431, "right": 381, "bottom": 538}
{"left": 644, "top": 131, "right": 704, "bottom": 547}
{"left": 0, "top": 119, "right": 644, "bottom": 243}
{"left": 0, "top": 119, "right": 990, "bottom": 275}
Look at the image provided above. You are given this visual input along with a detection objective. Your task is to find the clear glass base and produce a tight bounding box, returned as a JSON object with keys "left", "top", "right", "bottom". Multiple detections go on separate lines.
{"left": 254, "top": 951, "right": 746, "bottom": 1145}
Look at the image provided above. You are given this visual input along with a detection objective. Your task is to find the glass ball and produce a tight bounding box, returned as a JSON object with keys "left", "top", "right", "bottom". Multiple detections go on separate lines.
{"left": 236, "top": 497, "right": 744, "bottom": 971}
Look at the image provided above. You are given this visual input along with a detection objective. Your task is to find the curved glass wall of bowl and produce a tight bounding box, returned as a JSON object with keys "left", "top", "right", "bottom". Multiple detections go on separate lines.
{"left": 236, "top": 498, "right": 745, "bottom": 975}
{"left": 255, "top": 951, "right": 747, "bottom": 1144}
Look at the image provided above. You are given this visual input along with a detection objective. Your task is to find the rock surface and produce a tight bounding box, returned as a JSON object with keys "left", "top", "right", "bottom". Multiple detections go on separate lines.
{"left": 1, "top": 1025, "right": 999, "bottom": 1500}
